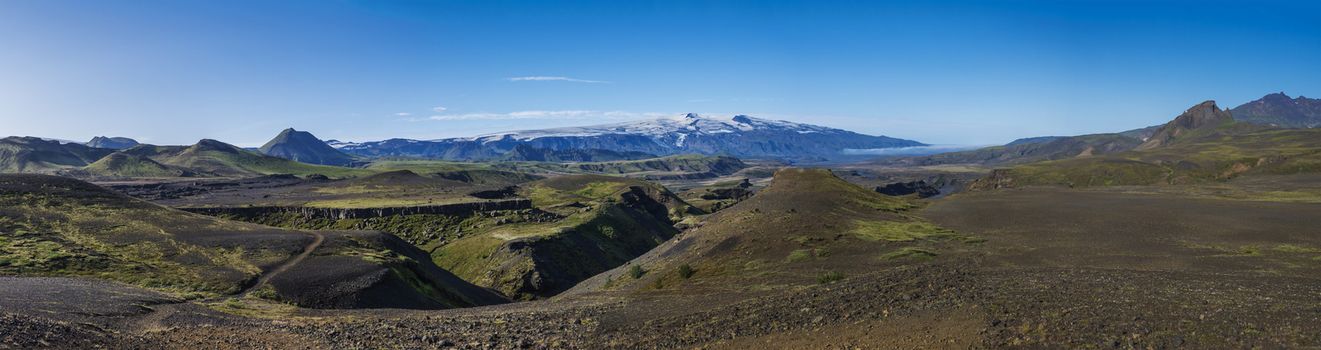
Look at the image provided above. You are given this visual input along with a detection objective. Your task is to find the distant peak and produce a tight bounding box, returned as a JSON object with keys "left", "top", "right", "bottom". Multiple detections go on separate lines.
{"left": 1138, "top": 99, "right": 1233, "bottom": 150}
{"left": 682, "top": 113, "right": 701, "bottom": 119}
{"left": 731, "top": 115, "right": 754, "bottom": 124}
{"left": 1185, "top": 100, "right": 1225, "bottom": 114}
{"left": 1263, "top": 92, "right": 1292, "bottom": 100}
{"left": 193, "top": 139, "right": 239, "bottom": 151}
{"left": 86, "top": 136, "right": 140, "bottom": 150}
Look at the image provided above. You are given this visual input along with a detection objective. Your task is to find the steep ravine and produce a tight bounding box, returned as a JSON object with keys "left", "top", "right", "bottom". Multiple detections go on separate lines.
{"left": 182, "top": 188, "right": 691, "bottom": 301}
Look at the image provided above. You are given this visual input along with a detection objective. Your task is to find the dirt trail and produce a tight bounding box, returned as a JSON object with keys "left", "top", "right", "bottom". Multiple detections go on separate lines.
{"left": 236, "top": 231, "right": 325, "bottom": 298}
{"left": 129, "top": 231, "right": 326, "bottom": 334}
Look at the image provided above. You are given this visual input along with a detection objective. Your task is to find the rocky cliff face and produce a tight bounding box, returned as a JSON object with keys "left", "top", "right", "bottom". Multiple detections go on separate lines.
{"left": 1137, "top": 100, "right": 1234, "bottom": 150}
{"left": 477, "top": 185, "right": 684, "bottom": 299}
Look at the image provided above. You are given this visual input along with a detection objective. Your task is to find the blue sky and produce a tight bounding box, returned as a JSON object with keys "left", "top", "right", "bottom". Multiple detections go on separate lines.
{"left": 2, "top": 0, "right": 1319, "bottom": 146}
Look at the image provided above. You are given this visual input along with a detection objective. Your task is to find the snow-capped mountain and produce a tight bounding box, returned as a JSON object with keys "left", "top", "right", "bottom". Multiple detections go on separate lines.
{"left": 333, "top": 113, "right": 923, "bottom": 161}
{"left": 464, "top": 114, "right": 836, "bottom": 144}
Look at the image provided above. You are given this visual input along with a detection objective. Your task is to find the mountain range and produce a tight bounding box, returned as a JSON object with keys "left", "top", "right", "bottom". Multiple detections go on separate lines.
{"left": 876, "top": 92, "right": 1310, "bottom": 167}
{"left": 498, "top": 144, "right": 656, "bottom": 162}
{"left": 3, "top": 93, "right": 1317, "bottom": 176}
{"left": 969, "top": 99, "right": 1319, "bottom": 189}
{"left": 330, "top": 113, "right": 923, "bottom": 161}
{"left": 1230, "top": 92, "right": 1321, "bottom": 128}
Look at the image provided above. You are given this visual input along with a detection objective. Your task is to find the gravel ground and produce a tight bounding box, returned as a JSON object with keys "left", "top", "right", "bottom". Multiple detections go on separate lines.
{"left": 7, "top": 258, "right": 1318, "bottom": 349}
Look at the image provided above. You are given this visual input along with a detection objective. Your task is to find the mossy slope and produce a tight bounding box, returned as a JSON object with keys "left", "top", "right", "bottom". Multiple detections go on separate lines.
{"left": 0, "top": 174, "right": 503, "bottom": 309}
{"left": 0, "top": 137, "right": 114, "bottom": 173}
{"left": 81, "top": 153, "right": 194, "bottom": 178}
{"left": 566, "top": 168, "right": 975, "bottom": 295}
{"left": 119, "top": 140, "right": 371, "bottom": 178}
{"left": 433, "top": 175, "right": 700, "bottom": 299}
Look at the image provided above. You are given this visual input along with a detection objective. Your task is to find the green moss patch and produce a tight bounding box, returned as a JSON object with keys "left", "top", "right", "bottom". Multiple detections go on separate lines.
{"left": 851, "top": 220, "right": 961, "bottom": 242}
{"left": 880, "top": 247, "right": 939, "bottom": 260}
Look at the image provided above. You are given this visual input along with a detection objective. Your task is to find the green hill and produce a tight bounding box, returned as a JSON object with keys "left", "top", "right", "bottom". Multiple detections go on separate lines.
{"left": 566, "top": 168, "right": 977, "bottom": 295}
{"left": 0, "top": 174, "right": 505, "bottom": 308}
{"left": 126, "top": 139, "right": 371, "bottom": 178}
{"left": 0, "top": 137, "right": 114, "bottom": 173}
{"left": 82, "top": 153, "right": 193, "bottom": 178}
{"left": 0, "top": 173, "right": 311, "bottom": 296}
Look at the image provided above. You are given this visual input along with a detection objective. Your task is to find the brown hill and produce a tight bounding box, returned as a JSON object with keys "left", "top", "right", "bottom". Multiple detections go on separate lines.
{"left": 565, "top": 168, "right": 978, "bottom": 296}
{"left": 1137, "top": 100, "right": 1235, "bottom": 150}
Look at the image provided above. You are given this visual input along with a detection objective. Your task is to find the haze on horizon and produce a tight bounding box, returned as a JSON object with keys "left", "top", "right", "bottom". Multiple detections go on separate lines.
{"left": 2, "top": 0, "right": 1319, "bottom": 147}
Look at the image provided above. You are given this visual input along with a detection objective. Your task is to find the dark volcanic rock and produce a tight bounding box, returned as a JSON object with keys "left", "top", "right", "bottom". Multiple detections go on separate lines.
{"left": 700, "top": 187, "right": 754, "bottom": 201}
{"left": 876, "top": 180, "right": 941, "bottom": 198}
{"left": 269, "top": 231, "right": 508, "bottom": 309}
{"left": 467, "top": 186, "right": 519, "bottom": 199}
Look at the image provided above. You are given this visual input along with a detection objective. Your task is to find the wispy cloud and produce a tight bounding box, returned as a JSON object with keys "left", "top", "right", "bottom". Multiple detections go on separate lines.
{"left": 432, "top": 106, "right": 447, "bottom": 112}
{"left": 426, "top": 110, "right": 665, "bottom": 121}
{"left": 506, "top": 76, "right": 610, "bottom": 84}
{"left": 395, "top": 112, "right": 411, "bottom": 116}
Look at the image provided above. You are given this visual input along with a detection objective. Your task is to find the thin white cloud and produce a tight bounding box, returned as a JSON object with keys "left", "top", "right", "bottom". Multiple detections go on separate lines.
{"left": 395, "top": 112, "right": 411, "bottom": 116}
{"left": 427, "top": 110, "right": 664, "bottom": 121}
{"left": 432, "top": 106, "right": 447, "bottom": 112}
{"left": 506, "top": 76, "right": 610, "bottom": 84}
